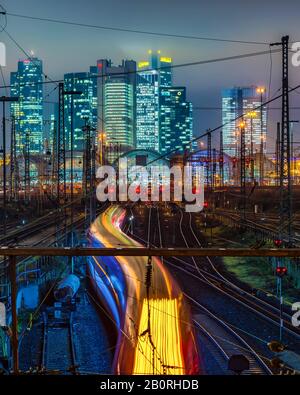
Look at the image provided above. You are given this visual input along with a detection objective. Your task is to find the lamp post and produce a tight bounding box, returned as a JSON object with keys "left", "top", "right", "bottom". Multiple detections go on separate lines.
{"left": 0, "top": 96, "right": 19, "bottom": 235}
{"left": 256, "top": 87, "right": 266, "bottom": 185}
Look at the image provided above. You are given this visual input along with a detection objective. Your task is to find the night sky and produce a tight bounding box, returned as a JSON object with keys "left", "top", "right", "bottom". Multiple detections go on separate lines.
{"left": 1, "top": 0, "right": 300, "bottom": 150}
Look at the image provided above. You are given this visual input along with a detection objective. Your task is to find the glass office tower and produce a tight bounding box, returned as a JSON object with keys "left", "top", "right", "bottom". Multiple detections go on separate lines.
{"left": 97, "top": 59, "right": 136, "bottom": 162}
{"left": 136, "top": 51, "right": 172, "bottom": 152}
{"left": 222, "top": 86, "right": 267, "bottom": 157}
{"left": 64, "top": 67, "right": 98, "bottom": 151}
{"left": 159, "top": 87, "right": 193, "bottom": 156}
{"left": 10, "top": 57, "right": 44, "bottom": 154}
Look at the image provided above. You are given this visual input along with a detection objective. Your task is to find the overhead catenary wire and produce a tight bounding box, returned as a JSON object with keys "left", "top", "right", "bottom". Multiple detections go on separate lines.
{"left": 1, "top": 12, "right": 297, "bottom": 173}
{"left": 5, "top": 11, "right": 270, "bottom": 46}
{"left": 144, "top": 82, "right": 300, "bottom": 167}
{"left": 0, "top": 47, "right": 284, "bottom": 90}
{"left": 3, "top": 27, "right": 59, "bottom": 87}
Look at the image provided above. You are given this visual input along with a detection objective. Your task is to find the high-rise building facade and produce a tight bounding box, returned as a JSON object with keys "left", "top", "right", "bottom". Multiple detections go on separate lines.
{"left": 159, "top": 87, "right": 193, "bottom": 155}
{"left": 64, "top": 67, "right": 98, "bottom": 151}
{"left": 222, "top": 86, "right": 267, "bottom": 157}
{"left": 147, "top": 50, "right": 172, "bottom": 88}
{"left": 136, "top": 68, "right": 160, "bottom": 152}
{"left": 10, "top": 57, "right": 44, "bottom": 154}
{"left": 136, "top": 51, "right": 172, "bottom": 152}
{"left": 97, "top": 59, "right": 136, "bottom": 161}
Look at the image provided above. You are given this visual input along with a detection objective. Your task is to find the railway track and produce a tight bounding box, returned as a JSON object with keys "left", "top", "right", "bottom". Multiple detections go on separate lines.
{"left": 127, "top": 205, "right": 300, "bottom": 373}
{"left": 127, "top": 206, "right": 273, "bottom": 373}
{"left": 156, "top": 207, "right": 272, "bottom": 374}
{"left": 215, "top": 209, "right": 300, "bottom": 245}
{"left": 189, "top": 296, "right": 272, "bottom": 375}
{"left": 0, "top": 212, "right": 65, "bottom": 246}
{"left": 175, "top": 209, "right": 300, "bottom": 340}
{"left": 42, "top": 311, "right": 77, "bottom": 374}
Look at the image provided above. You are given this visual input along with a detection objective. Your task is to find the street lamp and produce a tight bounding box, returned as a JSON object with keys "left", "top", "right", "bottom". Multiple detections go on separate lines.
{"left": 0, "top": 96, "right": 19, "bottom": 235}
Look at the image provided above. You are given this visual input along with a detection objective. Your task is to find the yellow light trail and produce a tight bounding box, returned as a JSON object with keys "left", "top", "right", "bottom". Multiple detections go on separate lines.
{"left": 90, "top": 206, "right": 188, "bottom": 374}
{"left": 133, "top": 298, "right": 185, "bottom": 375}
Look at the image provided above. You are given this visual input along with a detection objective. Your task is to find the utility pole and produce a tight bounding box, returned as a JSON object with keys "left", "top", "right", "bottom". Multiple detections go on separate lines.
{"left": 57, "top": 82, "right": 66, "bottom": 206}
{"left": 10, "top": 116, "right": 18, "bottom": 202}
{"left": 270, "top": 36, "right": 291, "bottom": 343}
{"left": 24, "top": 133, "right": 30, "bottom": 203}
{"left": 9, "top": 256, "right": 18, "bottom": 374}
{"left": 51, "top": 120, "right": 57, "bottom": 199}
{"left": 63, "top": 88, "right": 82, "bottom": 251}
{"left": 219, "top": 130, "right": 224, "bottom": 187}
{"left": 206, "top": 130, "right": 212, "bottom": 191}
{"left": 276, "top": 122, "right": 281, "bottom": 187}
{"left": 247, "top": 111, "right": 256, "bottom": 183}
{"left": 82, "top": 120, "right": 96, "bottom": 226}
{"left": 90, "top": 141, "right": 97, "bottom": 222}
{"left": 100, "top": 132, "right": 106, "bottom": 165}
{"left": 250, "top": 117, "right": 254, "bottom": 182}
{"left": 257, "top": 87, "right": 266, "bottom": 185}
{"left": 289, "top": 121, "right": 299, "bottom": 186}
{"left": 271, "top": 36, "right": 292, "bottom": 244}
{"left": 240, "top": 121, "right": 246, "bottom": 222}
{"left": 212, "top": 148, "right": 217, "bottom": 189}
{"left": 0, "top": 96, "right": 19, "bottom": 235}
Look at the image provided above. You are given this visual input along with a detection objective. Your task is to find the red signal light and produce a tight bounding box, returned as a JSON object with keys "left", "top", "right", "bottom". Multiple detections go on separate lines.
{"left": 274, "top": 239, "right": 282, "bottom": 247}
{"left": 276, "top": 266, "right": 288, "bottom": 277}
{"left": 203, "top": 201, "right": 208, "bottom": 208}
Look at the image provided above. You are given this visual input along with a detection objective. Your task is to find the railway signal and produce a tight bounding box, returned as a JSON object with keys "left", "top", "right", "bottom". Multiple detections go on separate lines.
{"left": 276, "top": 266, "right": 288, "bottom": 277}
{"left": 274, "top": 239, "right": 283, "bottom": 247}
{"left": 275, "top": 260, "right": 287, "bottom": 342}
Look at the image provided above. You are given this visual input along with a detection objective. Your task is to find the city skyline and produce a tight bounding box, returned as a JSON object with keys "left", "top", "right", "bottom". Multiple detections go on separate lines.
{"left": 1, "top": 1, "right": 300, "bottom": 382}
{"left": 8, "top": 51, "right": 195, "bottom": 160}
{"left": 2, "top": 0, "right": 300, "bottom": 150}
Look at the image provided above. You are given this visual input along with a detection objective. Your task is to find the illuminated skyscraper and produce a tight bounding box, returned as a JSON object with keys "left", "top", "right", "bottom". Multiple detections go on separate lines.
{"left": 136, "top": 51, "right": 172, "bottom": 152}
{"left": 10, "top": 57, "right": 43, "bottom": 154}
{"left": 64, "top": 67, "right": 98, "bottom": 151}
{"left": 97, "top": 59, "right": 136, "bottom": 161}
{"left": 147, "top": 50, "right": 172, "bottom": 88}
{"left": 136, "top": 68, "right": 159, "bottom": 152}
{"left": 160, "top": 87, "right": 193, "bottom": 155}
{"left": 222, "top": 86, "right": 267, "bottom": 157}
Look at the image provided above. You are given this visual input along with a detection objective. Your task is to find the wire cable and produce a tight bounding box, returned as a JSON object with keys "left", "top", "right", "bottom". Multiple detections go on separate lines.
{"left": 5, "top": 11, "right": 269, "bottom": 46}
{"left": 0, "top": 47, "right": 283, "bottom": 90}
{"left": 2, "top": 27, "right": 59, "bottom": 88}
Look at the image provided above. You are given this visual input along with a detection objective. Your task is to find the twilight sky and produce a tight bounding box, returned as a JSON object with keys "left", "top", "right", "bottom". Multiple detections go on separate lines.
{"left": 1, "top": 0, "right": 300, "bottom": 151}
